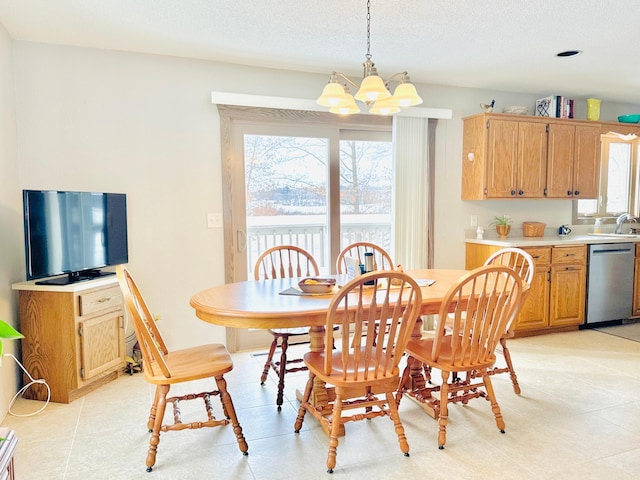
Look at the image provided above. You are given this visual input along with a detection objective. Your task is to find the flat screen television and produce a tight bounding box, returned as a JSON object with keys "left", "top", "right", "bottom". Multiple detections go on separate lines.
{"left": 23, "top": 189, "right": 129, "bottom": 285}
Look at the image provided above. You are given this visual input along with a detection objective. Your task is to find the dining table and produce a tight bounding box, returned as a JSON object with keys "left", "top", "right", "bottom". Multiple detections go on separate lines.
{"left": 190, "top": 268, "right": 469, "bottom": 431}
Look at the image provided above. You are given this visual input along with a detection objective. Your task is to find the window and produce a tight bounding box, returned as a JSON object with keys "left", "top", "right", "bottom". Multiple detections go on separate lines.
{"left": 243, "top": 130, "right": 392, "bottom": 276}
{"left": 218, "top": 106, "right": 393, "bottom": 282}
{"left": 575, "top": 133, "right": 640, "bottom": 223}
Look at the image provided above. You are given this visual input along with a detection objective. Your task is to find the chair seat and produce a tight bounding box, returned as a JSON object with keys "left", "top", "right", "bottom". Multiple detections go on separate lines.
{"left": 405, "top": 337, "right": 497, "bottom": 374}
{"left": 303, "top": 350, "right": 399, "bottom": 389}
{"left": 144, "top": 343, "right": 233, "bottom": 385}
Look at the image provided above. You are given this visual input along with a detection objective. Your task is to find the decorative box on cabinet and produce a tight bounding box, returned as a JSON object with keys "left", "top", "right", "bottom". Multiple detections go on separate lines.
{"left": 12, "top": 277, "right": 125, "bottom": 403}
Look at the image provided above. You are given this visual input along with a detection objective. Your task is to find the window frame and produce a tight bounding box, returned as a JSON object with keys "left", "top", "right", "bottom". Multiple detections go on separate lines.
{"left": 573, "top": 133, "right": 640, "bottom": 225}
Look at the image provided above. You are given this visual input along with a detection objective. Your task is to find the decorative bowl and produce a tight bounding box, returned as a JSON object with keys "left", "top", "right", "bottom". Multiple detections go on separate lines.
{"left": 502, "top": 105, "right": 529, "bottom": 115}
{"left": 298, "top": 277, "right": 336, "bottom": 294}
{"left": 618, "top": 114, "right": 640, "bottom": 124}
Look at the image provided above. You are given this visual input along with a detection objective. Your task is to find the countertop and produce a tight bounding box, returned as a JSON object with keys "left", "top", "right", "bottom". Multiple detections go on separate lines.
{"left": 465, "top": 233, "right": 640, "bottom": 248}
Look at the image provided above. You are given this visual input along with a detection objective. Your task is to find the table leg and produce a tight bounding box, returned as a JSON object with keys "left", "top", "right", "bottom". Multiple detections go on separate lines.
{"left": 302, "top": 325, "right": 345, "bottom": 436}
{"left": 400, "top": 316, "right": 439, "bottom": 418}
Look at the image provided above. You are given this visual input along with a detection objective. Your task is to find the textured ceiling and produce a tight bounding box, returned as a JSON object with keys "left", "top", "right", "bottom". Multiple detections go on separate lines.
{"left": 0, "top": 0, "right": 639, "bottom": 104}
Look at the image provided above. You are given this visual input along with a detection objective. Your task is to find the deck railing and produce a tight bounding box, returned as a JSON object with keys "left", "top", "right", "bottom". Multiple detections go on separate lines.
{"left": 247, "top": 216, "right": 391, "bottom": 273}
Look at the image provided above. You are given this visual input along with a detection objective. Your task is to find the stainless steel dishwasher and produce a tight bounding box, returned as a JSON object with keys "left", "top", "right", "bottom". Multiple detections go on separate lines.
{"left": 586, "top": 243, "right": 635, "bottom": 324}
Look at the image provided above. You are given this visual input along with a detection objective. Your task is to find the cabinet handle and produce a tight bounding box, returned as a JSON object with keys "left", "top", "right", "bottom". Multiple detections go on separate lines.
{"left": 97, "top": 297, "right": 111, "bottom": 303}
{"left": 565, "top": 253, "right": 576, "bottom": 257}
{"left": 574, "top": 190, "right": 580, "bottom": 196}
{"left": 510, "top": 190, "right": 516, "bottom": 196}
{"left": 567, "top": 190, "right": 573, "bottom": 196}
{"left": 518, "top": 190, "right": 524, "bottom": 196}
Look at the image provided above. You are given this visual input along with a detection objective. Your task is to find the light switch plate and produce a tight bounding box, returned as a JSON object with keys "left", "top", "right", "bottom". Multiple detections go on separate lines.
{"left": 207, "top": 213, "right": 222, "bottom": 228}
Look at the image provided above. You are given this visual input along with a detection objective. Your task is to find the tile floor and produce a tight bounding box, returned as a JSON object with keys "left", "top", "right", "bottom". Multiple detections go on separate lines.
{"left": 2, "top": 328, "right": 640, "bottom": 479}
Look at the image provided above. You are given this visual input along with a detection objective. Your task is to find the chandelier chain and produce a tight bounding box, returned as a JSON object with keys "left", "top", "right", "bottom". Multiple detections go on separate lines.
{"left": 316, "top": 0, "right": 422, "bottom": 114}
{"left": 365, "top": 0, "right": 371, "bottom": 60}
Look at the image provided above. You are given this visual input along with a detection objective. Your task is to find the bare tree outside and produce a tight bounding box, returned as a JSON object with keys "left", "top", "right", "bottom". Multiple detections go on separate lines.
{"left": 244, "top": 134, "right": 392, "bottom": 271}
{"left": 339, "top": 140, "right": 392, "bottom": 215}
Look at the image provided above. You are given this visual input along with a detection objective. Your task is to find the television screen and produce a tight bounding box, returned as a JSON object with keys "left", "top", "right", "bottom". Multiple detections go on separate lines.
{"left": 23, "top": 190, "right": 128, "bottom": 284}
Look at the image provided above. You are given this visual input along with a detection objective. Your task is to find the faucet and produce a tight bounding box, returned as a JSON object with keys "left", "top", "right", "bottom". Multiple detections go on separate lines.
{"left": 615, "top": 213, "right": 637, "bottom": 234}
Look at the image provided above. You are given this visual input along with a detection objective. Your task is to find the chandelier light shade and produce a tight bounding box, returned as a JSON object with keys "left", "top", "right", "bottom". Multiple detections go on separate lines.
{"left": 368, "top": 96, "right": 401, "bottom": 115}
{"left": 354, "top": 73, "right": 390, "bottom": 102}
{"left": 317, "top": 79, "right": 347, "bottom": 107}
{"left": 316, "top": 0, "right": 423, "bottom": 115}
{"left": 329, "top": 91, "right": 361, "bottom": 115}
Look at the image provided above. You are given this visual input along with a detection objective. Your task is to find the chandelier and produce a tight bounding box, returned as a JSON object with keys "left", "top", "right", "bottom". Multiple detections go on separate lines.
{"left": 316, "top": 0, "right": 423, "bottom": 115}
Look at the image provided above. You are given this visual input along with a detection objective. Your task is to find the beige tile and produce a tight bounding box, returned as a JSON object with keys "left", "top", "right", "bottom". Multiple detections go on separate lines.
{"left": 2, "top": 329, "right": 640, "bottom": 479}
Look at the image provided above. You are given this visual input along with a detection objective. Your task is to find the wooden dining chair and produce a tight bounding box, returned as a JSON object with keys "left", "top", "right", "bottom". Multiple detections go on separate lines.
{"left": 116, "top": 266, "right": 248, "bottom": 472}
{"left": 430, "top": 247, "right": 534, "bottom": 395}
{"left": 336, "top": 242, "right": 395, "bottom": 341}
{"left": 335, "top": 241, "right": 394, "bottom": 274}
{"left": 294, "top": 270, "right": 423, "bottom": 473}
{"left": 254, "top": 245, "right": 320, "bottom": 411}
{"left": 396, "top": 265, "right": 524, "bottom": 449}
{"left": 470, "top": 247, "right": 535, "bottom": 394}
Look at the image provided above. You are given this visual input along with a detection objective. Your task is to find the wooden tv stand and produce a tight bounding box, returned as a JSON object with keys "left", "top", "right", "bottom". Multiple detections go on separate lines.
{"left": 12, "top": 276, "right": 126, "bottom": 403}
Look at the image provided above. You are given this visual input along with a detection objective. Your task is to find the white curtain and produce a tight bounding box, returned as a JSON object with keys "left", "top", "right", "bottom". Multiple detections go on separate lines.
{"left": 392, "top": 116, "right": 436, "bottom": 269}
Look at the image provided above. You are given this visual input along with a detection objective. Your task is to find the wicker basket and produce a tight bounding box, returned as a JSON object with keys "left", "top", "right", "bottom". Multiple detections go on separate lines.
{"left": 522, "top": 222, "right": 546, "bottom": 237}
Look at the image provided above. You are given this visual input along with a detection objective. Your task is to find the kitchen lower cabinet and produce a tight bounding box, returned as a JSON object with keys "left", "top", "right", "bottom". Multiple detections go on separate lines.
{"left": 548, "top": 246, "right": 587, "bottom": 326}
{"left": 13, "top": 277, "right": 125, "bottom": 403}
{"left": 515, "top": 247, "right": 550, "bottom": 330}
{"left": 465, "top": 243, "right": 586, "bottom": 335}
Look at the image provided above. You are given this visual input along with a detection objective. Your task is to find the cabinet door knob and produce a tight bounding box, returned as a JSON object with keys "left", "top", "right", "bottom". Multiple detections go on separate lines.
{"left": 510, "top": 190, "right": 516, "bottom": 196}
{"left": 574, "top": 190, "right": 580, "bottom": 196}
{"left": 567, "top": 190, "right": 573, "bottom": 196}
{"left": 518, "top": 190, "right": 524, "bottom": 196}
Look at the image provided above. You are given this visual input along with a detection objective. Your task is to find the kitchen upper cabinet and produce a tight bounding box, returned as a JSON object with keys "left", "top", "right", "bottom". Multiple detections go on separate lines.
{"left": 546, "top": 123, "right": 601, "bottom": 198}
{"left": 461, "top": 113, "right": 601, "bottom": 200}
{"left": 485, "top": 119, "right": 547, "bottom": 198}
{"left": 462, "top": 115, "right": 546, "bottom": 199}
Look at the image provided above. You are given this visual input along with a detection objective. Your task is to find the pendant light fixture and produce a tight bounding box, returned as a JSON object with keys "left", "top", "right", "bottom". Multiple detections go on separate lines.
{"left": 317, "top": 0, "right": 423, "bottom": 115}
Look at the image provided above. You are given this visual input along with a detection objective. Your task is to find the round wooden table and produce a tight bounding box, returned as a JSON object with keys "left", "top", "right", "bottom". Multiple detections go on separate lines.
{"left": 190, "top": 269, "right": 468, "bottom": 429}
{"left": 190, "top": 269, "right": 467, "bottom": 352}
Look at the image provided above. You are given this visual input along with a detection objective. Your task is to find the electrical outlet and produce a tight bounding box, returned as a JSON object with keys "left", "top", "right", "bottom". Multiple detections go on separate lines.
{"left": 207, "top": 213, "right": 222, "bottom": 228}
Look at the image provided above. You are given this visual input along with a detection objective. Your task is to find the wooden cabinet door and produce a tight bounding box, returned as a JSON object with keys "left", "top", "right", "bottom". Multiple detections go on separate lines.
{"left": 515, "top": 264, "right": 550, "bottom": 330}
{"left": 549, "top": 264, "right": 586, "bottom": 326}
{"left": 572, "top": 124, "right": 601, "bottom": 198}
{"left": 546, "top": 123, "right": 575, "bottom": 198}
{"left": 517, "top": 121, "right": 547, "bottom": 197}
{"left": 78, "top": 311, "right": 125, "bottom": 380}
{"left": 486, "top": 119, "right": 518, "bottom": 198}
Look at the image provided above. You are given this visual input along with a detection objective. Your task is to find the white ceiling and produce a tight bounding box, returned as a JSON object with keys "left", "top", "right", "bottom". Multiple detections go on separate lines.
{"left": 1, "top": 0, "right": 639, "bottom": 105}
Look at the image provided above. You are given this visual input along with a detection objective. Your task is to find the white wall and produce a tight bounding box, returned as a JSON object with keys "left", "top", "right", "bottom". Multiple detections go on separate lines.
{"left": 4, "top": 40, "right": 640, "bottom": 422}
{"left": 0, "top": 23, "right": 22, "bottom": 418}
